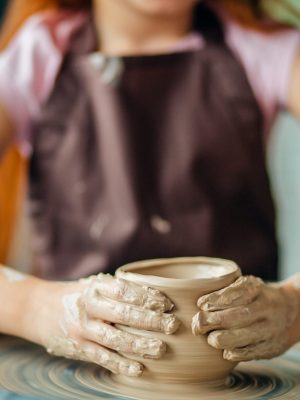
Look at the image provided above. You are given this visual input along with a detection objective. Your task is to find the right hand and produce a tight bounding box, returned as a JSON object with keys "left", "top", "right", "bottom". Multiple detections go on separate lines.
{"left": 192, "top": 275, "right": 299, "bottom": 362}
{"left": 26, "top": 274, "right": 179, "bottom": 377}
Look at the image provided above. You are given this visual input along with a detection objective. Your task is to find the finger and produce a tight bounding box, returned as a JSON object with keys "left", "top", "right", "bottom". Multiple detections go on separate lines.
{"left": 78, "top": 340, "right": 144, "bottom": 377}
{"left": 192, "top": 298, "right": 264, "bottom": 335}
{"left": 82, "top": 320, "right": 166, "bottom": 358}
{"left": 85, "top": 274, "right": 173, "bottom": 312}
{"left": 197, "top": 276, "right": 263, "bottom": 312}
{"left": 86, "top": 297, "right": 180, "bottom": 334}
{"left": 207, "top": 321, "right": 273, "bottom": 349}
{"left": 223, "top": 336, "right": 287, "bottom": 362}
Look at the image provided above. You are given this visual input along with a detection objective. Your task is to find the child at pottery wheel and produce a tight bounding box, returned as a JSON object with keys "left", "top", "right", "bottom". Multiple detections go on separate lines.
{"left": 0, "top": 0, "right": 300, "bottom": 377}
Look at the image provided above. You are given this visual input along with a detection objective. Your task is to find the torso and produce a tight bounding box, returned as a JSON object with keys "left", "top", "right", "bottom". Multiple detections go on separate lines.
{"left": 29, "top": 5, "right": 278, "bottom": 280}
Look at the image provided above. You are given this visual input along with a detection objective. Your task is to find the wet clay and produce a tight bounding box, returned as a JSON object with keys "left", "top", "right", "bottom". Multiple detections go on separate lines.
{"left": 115, "top": 257, "right": 241, "bottom": 386}
{"left": 2, "top": 335, "right": 300, "bottom": 400}
{"left": 45, "top": 275, "right": 177, "bottom": 377}
{"left": 193, "top": 275, "right": 299, "bottom": 362}
{"left": 0, "top": 265, "right": 27, "bottom": 283}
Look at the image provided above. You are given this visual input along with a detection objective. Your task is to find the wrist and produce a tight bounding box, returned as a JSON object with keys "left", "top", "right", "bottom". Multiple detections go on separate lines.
{"left": 22, "top": 279, "right": 84, "bottom": 347}
{"left": 21, "top": 278, "right": 54, "bottom": 345}
{"left": 0, "top": 267, "right": 42, "bottom": 340}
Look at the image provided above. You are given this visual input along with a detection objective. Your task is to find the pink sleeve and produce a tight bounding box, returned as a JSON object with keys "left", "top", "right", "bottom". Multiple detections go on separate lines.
{"left": 223, "top": 16, "right": 300, "bottom": 132}
{"left": 0, "top": 11, "right": 86, "bottom": 155}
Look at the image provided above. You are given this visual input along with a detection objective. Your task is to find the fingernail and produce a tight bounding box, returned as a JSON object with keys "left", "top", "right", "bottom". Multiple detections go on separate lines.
{"left": 162, "top": 314, "right": 180, "bottom": 334}
{"left": 191, "top": 312, "right": 212, "bottom": 335}
{"left": 145, "top": 340, "right": 166, "bottom": 358}
{"left": 126, "top": 362, "right": 144, "bottom": 377}
{"left": 197, "top": 301, "right": 213, "bottom": 311}
{"left": 207, "top": 331, "right": 223, "bottom": 349}
{"left": 223, "top": 349, "right": 236, "bottom": 362}
{"left": 145, "top": 288, "right": 174, "bottom": 312}
{"left": 191, "top": 313, "right": 201, "bottom": 335}
{"left": 133, "top": 338, "right": 166, "bottom": 358}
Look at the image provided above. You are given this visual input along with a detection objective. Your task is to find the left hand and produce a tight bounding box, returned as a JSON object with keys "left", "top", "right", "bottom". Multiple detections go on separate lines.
{"left": 191, "top": 276, "right": 299, "bottom": 361}
{"left": 24, "top": 273, "right": 179, "bottom": 377}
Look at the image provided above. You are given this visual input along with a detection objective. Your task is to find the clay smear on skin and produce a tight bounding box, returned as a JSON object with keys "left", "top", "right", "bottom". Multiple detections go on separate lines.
{"left": 0, "top": 266, "right": 27, "bottom": 282}
{"left": 46, "top": 292, "right": 82, "bottom": 358}
{"left": 47, "top": 291, "right": 144, "bottom": 376}
{"left": 62, "top": 293, "right": 82, "bottom": 327}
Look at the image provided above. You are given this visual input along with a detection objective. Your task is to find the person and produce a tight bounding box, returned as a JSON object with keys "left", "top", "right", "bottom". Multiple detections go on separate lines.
{"left": 0, "top": 0, "right": 300, "bottom": 377}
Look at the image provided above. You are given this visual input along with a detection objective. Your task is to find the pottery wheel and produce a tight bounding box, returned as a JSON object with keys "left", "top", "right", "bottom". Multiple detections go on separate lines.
{"left": 0, "top": 337, "right": 300, "bottom": 400}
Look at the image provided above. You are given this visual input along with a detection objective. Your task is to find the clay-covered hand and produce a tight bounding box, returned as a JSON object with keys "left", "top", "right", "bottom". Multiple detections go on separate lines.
{"left": 29, "top": 274, "right": 179, "bottom": 377}
{"left": 191, "top": 276, "right": 299, "bottom": 361}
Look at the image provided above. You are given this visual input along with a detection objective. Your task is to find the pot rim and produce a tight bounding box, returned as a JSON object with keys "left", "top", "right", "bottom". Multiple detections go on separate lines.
{"left": 116, "top": 257, "right": 241, "bottom": 288}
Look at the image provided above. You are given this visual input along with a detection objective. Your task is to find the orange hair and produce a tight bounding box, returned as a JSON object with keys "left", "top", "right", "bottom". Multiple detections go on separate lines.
{"left": 0, "top": 0, "right": 59, "bottom": 48}
{"left": 55, "top": 0, "right": 287, "bottom": 31}
{"left": 215, "top": 0, "right": 289, "bottom": 32}
{"left": 0, "top": 0, "right": 287, "bottom": 46}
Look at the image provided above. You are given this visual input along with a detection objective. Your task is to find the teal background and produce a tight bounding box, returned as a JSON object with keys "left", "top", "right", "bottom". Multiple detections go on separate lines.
{"left": 268, "top": 113, "right": 300, "bottom": 279}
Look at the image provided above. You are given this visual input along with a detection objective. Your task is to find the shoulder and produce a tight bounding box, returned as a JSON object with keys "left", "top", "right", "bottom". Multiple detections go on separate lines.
{"left": 1, "top": 9, "right": 88, "bottom": 81}
{"left": 221, "top": 11, "right": 300, "bottom": 130}
{"left": 222, "top": 13, "right": 300, "bottom": 67}
{"left": 0, "top": 10, "right": 87, "bottom": 154}
{"left": 7, "top": 9, "right": 88, "bottom": 52}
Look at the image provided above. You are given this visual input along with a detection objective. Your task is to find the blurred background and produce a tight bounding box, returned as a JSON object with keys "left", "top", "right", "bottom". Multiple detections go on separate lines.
{"left": 0, "top": 2, "right": 6, "bottom": 21}
{"left": 268, "top": 114, "right": 300, "bottom": 279}
{"left": 0, "top": 0, "right": 300, "bottom": 280}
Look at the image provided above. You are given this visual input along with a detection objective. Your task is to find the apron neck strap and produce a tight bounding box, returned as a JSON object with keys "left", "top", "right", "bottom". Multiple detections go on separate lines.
{"left": 193, "top": 3, "right": 224, "bottom": 44}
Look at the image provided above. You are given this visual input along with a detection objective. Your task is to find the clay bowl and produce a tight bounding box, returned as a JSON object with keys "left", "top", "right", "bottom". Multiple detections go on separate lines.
{"left": 115, "top": 257, "right": 241, "bottom": 385}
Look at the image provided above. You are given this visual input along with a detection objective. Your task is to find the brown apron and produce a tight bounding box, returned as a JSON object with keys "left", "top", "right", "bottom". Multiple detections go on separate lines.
{"left": 29, "top": 5, "right": 278, "bottom": 280}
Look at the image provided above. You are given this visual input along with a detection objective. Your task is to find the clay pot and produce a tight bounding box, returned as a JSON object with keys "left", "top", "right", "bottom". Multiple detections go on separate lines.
{"left": 115, "top": 257, "right": 240, "bottom": 384}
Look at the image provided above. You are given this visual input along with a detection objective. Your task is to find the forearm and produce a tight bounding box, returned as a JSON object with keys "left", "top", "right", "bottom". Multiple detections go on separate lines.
{"left": 0, "top": 265, "right": 179, "bottom": 376}
{"left": 0, "top": 264, "right": 82, "bottom": 345}
{"left": 0, "top": 264, "right": 41, "bottom": 339}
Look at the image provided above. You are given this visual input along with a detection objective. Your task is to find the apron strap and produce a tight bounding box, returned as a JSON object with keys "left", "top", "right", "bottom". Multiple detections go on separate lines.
{"left": 193, "top": 3, "right": 225, "bottom": 44}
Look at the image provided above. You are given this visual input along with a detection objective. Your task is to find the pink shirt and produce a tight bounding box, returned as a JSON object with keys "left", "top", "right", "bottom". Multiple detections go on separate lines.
{"left": 0, "top": 10, "right": 299, "bottom": 156}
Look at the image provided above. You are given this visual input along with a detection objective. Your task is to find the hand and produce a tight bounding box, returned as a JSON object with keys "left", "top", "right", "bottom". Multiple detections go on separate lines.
{"left": 191, "top": 276, "right": 299, "bottom": 361}
{"left": 27, "top": 274, "right": 179, "bottom": 377}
